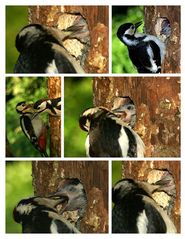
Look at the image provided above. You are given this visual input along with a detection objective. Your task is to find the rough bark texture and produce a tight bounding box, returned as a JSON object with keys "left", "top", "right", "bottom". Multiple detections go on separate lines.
{"left": 28, "top": 6, "right": 109, "bottom": 73}
{"left": 48, "top": 77, "right": 61, "bottom": 157}
{"left": 93, "top": 77, "right": 180, "bottom": 157}
{"left": 122, "top": 161, "right": 180, "bottom": 232}
{"left": 32, "top": 161, "right": 108, "bottom": 233}
{"left": 144, "top": 6, "right": 180, "bottom": 73}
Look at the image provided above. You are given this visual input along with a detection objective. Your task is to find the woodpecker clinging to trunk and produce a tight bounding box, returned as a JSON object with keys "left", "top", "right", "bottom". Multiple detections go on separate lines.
{"left": 117, "top": 21, "right": 166, "bottom": 73}
{"left": 16, "top": 101, "right": 48, "bottom": 157}
{"left": 14, "top": 16, "right": 90, "bottom": 73}
{"left": 112, "top": 177, "right": 177, "bottom": 233}
{"left": 79, "top": 106, "right": 145, "bottom": 157}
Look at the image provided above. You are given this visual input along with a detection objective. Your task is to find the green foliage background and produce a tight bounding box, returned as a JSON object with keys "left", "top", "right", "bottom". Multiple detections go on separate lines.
{"left": 112, "top": 6, "right": 144, "bottom": 73}
{"left": 6, "top": 6, "right": 28, "bottom": 73}
{"left": 6, "top": 77, "right": 48, "bottom": 157}
{"left": 64, "top": 78, "right": 93, "bottom": 157}
{"left": 6, "top": 161, "right": 33, "bottom": 233}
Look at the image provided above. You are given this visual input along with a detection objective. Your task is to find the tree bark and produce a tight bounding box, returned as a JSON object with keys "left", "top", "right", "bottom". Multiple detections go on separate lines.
{"left": 32, "top": 161, "right": 108, "bottom": 233}
{"left": 47, "top": 77, "right": 61, "bottom": 157}
{"left": 122, "top": 160, "right": 180, "bottom": 232}
{"left": 144, "top": 6, "right": 180, "bottom": 73}
{"left": 28, "top": 6, "right": 109, "bottom": 73}
{"left": 93, "top": 77, "right": 180, "bottom": 157}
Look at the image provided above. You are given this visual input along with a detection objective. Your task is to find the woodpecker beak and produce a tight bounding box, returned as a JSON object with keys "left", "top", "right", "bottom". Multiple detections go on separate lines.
{"left": 135, "top": 21, "right": 142, "bottom": 29}
{"left": 47, "top": 193, "right": 69, "bottom": 214}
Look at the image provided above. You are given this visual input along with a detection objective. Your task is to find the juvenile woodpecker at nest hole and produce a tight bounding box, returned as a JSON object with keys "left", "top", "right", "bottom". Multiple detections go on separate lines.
{"left": 49, "top": 178, "right": 87, "bottom": 230}
{"left": 14, "top": 18, "right": 89, "bottom": 73}
{"left": 112, "top": 178, "right": 177, "bottom": 233}
{"left": 33, "top": 97, "right": 61, "bottom": 116}
{"left": 79, "top": 106, "right": 145, "bottom": 157}
{"left": 111, "top": 96, "right": 136, "bottom": 128}
{"left": 13, "top": 196, "right": 80, "bottom": 233}
{"left": 16, "top": 101, "right": 48, "bottom": 157}
{"left": 117, "top": 21, "right": 166, "bottom": 73}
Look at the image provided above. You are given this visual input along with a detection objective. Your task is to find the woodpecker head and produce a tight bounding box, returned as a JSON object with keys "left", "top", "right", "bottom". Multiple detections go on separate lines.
{"left": 15, "top": 24, "right": 62, "bottom": 53}
{"left": 117, "top": 21, "right": 142, "bottom": 38}
{"left": 33, "top": 99, "right": 48, "bottom": 113}
{"left": 16, "top": 101, "right": 35, "bottom": 115}
{"left": 49, "top": 178, "right": 87, "bottom": 217}
{"left": 112, "top": 177, "right": 176, "bottom": 205}
{"left": 111, "top": 96, "right": 136, "bottom": 128}
{"left": 79, "top": 107, "right": 109, "bottom": 132}
{"left": 13, "top": 196, "right": 67, "bottom": 224}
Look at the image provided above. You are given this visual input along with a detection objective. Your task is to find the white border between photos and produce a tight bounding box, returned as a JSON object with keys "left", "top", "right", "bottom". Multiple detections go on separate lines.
{"left": 1, "top": 0, "right": 184, "bottom": 238}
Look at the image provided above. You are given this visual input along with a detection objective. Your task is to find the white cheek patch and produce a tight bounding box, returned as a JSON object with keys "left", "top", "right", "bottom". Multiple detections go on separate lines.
{"left": 46, "top": 60, "right": 58, "bottom": 73}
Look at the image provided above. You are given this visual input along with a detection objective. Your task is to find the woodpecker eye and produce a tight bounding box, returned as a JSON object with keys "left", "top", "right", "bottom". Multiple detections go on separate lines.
{"left": 131, "top": 25, "right": 135, "bottom": 30}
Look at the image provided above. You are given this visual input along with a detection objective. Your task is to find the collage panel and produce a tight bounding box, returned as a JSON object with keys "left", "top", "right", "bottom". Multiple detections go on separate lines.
{"left": 6, "top": 160, "right": 108, "bottom": 233}
{"left": 112, "top": 160, "right": 180, "bottom": 233}
{"left": 64, "top": 76, "right": 180, "bottom": 158}
{"left": 6, "top": 76, "right": 61, "bottom": 157}
{"left": 6, "top": 5, "right": 109, "bottom": 74}
{"left": 112, "top": 5, "right": 180, "bottom": 74}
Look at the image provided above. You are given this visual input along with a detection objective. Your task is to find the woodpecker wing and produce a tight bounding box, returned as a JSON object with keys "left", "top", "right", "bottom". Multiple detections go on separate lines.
{"left": 128, "top": 40, "right": 161, "bottom": 73}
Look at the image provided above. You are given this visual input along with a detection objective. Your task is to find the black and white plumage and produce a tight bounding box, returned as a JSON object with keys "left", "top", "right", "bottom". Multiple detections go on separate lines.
{"left": 13, "top": 196, "right": 80, "bottom": 233}
{"left": 112, "top": 178, "right": 177, "bottom": 233}
{"left": 14, "top": 23, "right": 86, "bottom": 73}
{"left": 117, "top": 21, "right": 166, "bottom": 73}
{"left": 111, "top": 96, "right": 136, "bottom": 128}
{"left": 16, "top": 101, "right": 48, "bottom": 157}
{"left": 79, "top": 107, "right": 145, "bottom": 157}
{"left": 33, "top": 97, "right": 61, "bottom": 116}
{"left": 49, "top": 178, "right": 87, "bottom": 229}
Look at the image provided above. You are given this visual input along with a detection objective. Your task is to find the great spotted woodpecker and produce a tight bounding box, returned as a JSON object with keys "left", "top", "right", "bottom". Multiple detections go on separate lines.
{"left": 16, "top": 101, "right": 48, "bottom": 157}
{"left": 111, "top": 96, "right": 136, "bottom": 128}
{"left": 117, "top": 21, "right": 166, "bottom": 73}
{"left": 14, "top": 20, "right": 88, "bottom": 73}
{"left": 33, "top": 97, "right": 61, "bottom": 116}
{"left": 112, "top": 178, "right": 177, "bottom": 233}
{"left": 49, "top": 178, "right": 87, "bottom": 230}
{"left": 79, "top": 107, "right": 145, "bottom": 157}
{"left": 13, "top": 196, "right": 80, "bottom": 233}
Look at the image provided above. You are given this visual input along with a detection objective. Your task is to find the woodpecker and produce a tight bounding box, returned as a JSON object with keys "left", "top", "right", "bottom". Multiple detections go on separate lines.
{"left": 49, "top": 178, "right": 87, "bottom": 230}
{"left": 112, "top": 178, "right": 177, "bottom": 233}
{"left": 14, "top": 23, "right": 86, "bottom": 73}
{"left": 16, "top": 101, "right": 48, "bottom": 157}
{"left": 111, "top": 96, "right": 136, "bottom": 128}
{"left": 79, "top": 107, "right": 145, "bottom": 157}
{"left": 13, "top": 196, "right": 80, "bottom": 233}
{"left": 117, "top": 21, "right": 166, "bottom": 73}
{"left": 33, "top": 97, "right": 61, "bottom": 116}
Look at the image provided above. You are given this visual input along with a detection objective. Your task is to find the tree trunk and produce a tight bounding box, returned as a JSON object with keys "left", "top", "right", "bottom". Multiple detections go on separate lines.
{"left": 28, "top": 6, "right": 109, "bottom": 73}
{"left": 32, "top": 161, "right": 108, "bottom": 233}
{"left": 122, "top": 160, "right": 180, "bottom": 232}
{"left": 93, "top": 77, "right": 180, "bottom": 157}
{"left": 47, "top": 77, "right": 61, "bottom": 157}
{"left": 144, "top": 6, "right": 180, "bottom": 73}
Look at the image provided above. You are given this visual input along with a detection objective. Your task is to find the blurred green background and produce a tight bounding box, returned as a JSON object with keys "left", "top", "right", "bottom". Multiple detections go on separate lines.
{"left": 6, "top": 6, "right": 28, "bottom": 73}
{"left": 6, "top": 77, "right": 48, "bottom": 157}
{"left": 112, "top": 161, "right": 122, "bottom": 186}
{"left": 6, "top": 161, "right": 33, "bottom": 233}
{"left": 64, "top": 77, "right": 93, "bottom": 157}
{"left": 112, "top": 6, "right": 144, "bottom": 73}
